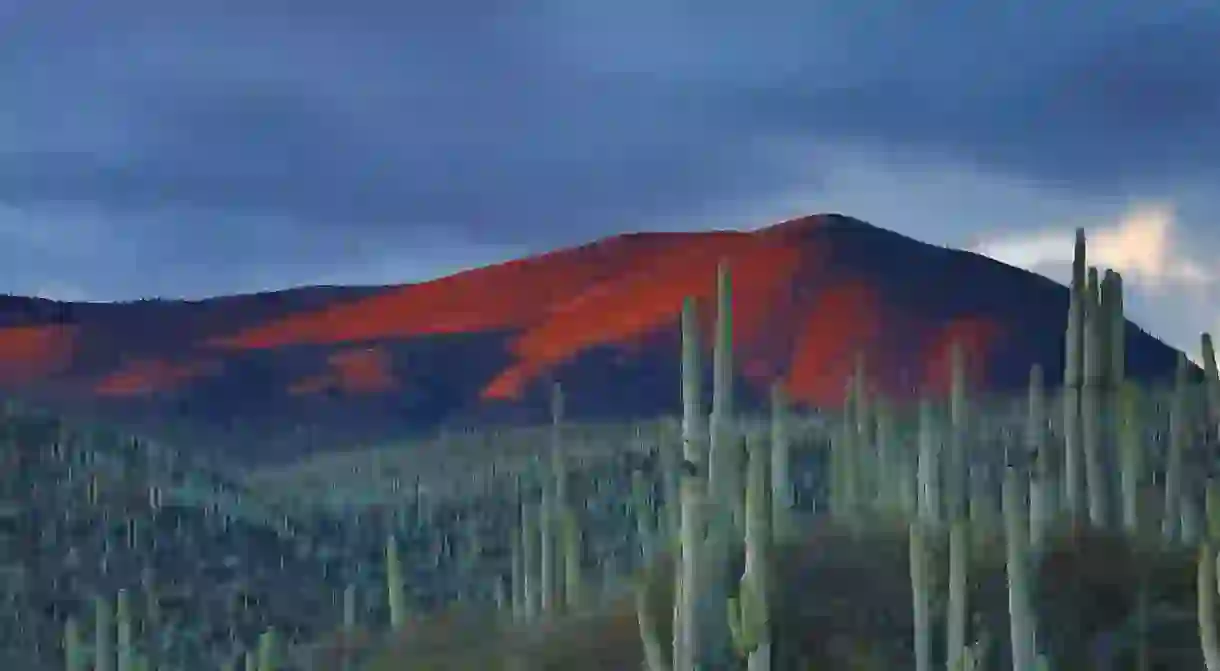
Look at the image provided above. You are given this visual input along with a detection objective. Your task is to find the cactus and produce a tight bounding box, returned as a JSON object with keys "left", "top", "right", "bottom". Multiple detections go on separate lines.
{"left": 510, "top": 527, "right": 525, "bottom": 622}
{"left": 636, "top": 569, "right": 671, "bottom": 671}
{"left": 116, "top": 589, "right": 133, "bottom": 671}
{"left": 64, "top": 616, "right": 84, "bottom": 671}
{"left": 917, "top": 397, "right": 941, "bottom": 527}
{"left": 1201, "top": 480, "right": 1220, "bottom": 670}
{"left": 1082, "top": 265, "right": 1108, "bottom": 527}
{"left": 853, "top": 353, "right": 873, "bottom": 522}
{"left": 539, "top": 472, "right": 557, "bottom": 614}
{"left": 1028, "top": 364, "right": 1053, "bottom": 555}
{"left": 559, "top": 504, "right": 583, "bottom": 611}
{"left": 342, "top": 583, "right": 357, "bottom": 630}
{"left": 946, "top": 517, "right": 969, "bottom": 671}
{"left": 1062, "top": 228, "right": 1086, "bottom": 521}
{"left": 257, "top": 628, "right": 278, "bottom": 671}
{"left": 1003, "top": 465, "right": 1037, "bottom": 671}
{"left": 699, "top": 262, "right": 739, "bottom": 667}
{"left": 95, "top": 594, "right": 114, "bottom": 671}
{"left": 947, "top": 341, "right": 968, "bottom": 523}
{"left": 541, "top": 382, "right": 565, "bottom": 614}
{"left": 1118, "top": 381, "right": 1145, "bottom": 535}
{"left": 340, "top": 583, "right": 358, "bottom": 671}
{"left": 1164, "top": 353, "right": 1190, "bottom": 543}
{"left": 874, "top": 394, "right": 896, "bottom": 516}
{"left": 521, "top": 500, "right": 541, "bottom": 622}
{"left": 674, "top": 465, "right": 705, "bottom": 671}
{"left": 708, "top": 261, "right": 740, "bottom": 535}
{"left": 674, "top": 296, "right": 706, "bottom": 671}
{"left": 737, "top": 432, "right": 772, "bottom": 669}
{"left": 385, "top": 535, "right": 405, "bottom": 628}
{"left": 837, "top": 375, "right": 860, "bottom": 524}
{"left": 769, "top": 382, "right": 793, "bottom": 538}
{"left": 632, "top": 469, "right": 656, "bottom": 561}
{"left": 658, "top": 419, "right": 682, "bottom": 549}
{"left": 909, "top": 520, "right": 931, "bottom": 671}
{"left": 1203, "top": 333, "right": 1219, "bottom": 429}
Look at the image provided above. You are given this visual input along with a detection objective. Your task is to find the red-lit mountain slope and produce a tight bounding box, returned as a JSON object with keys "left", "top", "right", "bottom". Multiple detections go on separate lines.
{"left": 0, "top": 214, "right": 1188, "bottom": 463}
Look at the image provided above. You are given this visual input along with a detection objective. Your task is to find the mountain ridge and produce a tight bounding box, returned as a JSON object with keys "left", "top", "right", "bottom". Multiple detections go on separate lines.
{"left": 0, "top": 213, "right": 1190, "bottom": 463}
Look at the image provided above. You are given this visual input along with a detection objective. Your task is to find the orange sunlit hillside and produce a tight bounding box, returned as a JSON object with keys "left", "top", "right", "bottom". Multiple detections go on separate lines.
{"left": 94, "top": 358, "right": 223, "bottom": 397}
{"left": 288, "top": 346, "right": 398, "bottom": 395}
{"left": 0, "top": 324, "right": 77, "bottom": 383}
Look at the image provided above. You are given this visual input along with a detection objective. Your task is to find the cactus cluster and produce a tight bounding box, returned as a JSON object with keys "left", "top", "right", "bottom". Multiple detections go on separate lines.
{"left": 614, "top": 227, "right": 1219, "bottom": 669}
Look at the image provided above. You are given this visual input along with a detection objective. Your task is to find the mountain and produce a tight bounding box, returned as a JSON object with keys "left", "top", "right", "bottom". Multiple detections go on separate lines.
{"left": 0, "top": 214, "right": 1187, "bottom": 463}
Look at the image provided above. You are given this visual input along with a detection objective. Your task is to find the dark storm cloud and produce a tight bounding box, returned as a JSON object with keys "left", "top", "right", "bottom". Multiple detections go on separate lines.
{"left": 0, "top": 0, "right": 1217, "bottom": 298}
{"left": 738, "top": 3, "right": 1220, "bottom": 191}
{"left": 0, "top": 1, "right": 800, "bottom": 248}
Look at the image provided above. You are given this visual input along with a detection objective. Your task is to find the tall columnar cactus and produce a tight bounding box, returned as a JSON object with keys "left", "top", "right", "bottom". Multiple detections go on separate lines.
{"left": 116, "top": 589, "right": 133, "bottom": 671}
{"left": 1203, "top": 333, "right": 1219, "bottom": 439}
{"left": 257, "top": 628, "right": 279, "bottom": 671}
{"left": 947, "top": 342, "right": 968, "bottom": 522}
{"left": 1118, "top": 381, "right": 1145, "bottom": 535}
{"left": 1062, "top": 227, "right": 1086, "bottom": 521}
{"left": 698, "top": 261, "right": 736, "bottom": 667}
{"left": 708, "top": 261, "right": 740, "bottom": 533}
{"left": 769, "top": 382, "right": 794, "bottom": 537}
{"left": 658, "top": 419, "right": 682, "bottom": 548}
{"left": 544, "top": 381, "right": 566, "bottom": 612}
{"left": 1003, "top": 465, "right": 1036, "bottom": 671}
{"left": 853, "top": 354, "right": 874, "bottom": 517}
{"left": 343, "top": 583, "right": 357, "bottom": 630}
{"left": 1199, "top": 479, "right": 1220, "bottom": 670}
{"left": 675, "top": 463, "right": 707, "bottom": 671}
{"left": 916, "top": 397, "right": 941, "bottom": 527}
{"left": 551, "top": 382, "right": 566, "bottom": 506}
{"left": 835, "top": 375, "right": 860, "bottom": 523}
{"left": 385, "top": 535, "right": 405, "bottom": 628}
{"left": 95, "top": 594, "right": 115, "bottom": 671}
{"left": 874, "top": 394, "right": 897, "bottom": 515}
{"left": 64, "top": 616, "right": 84, "bottom": 671}
{"left": 341, "top": 583, "right": 357, "bottom": 671}
{"left": 636, "top": 569, "right": 670, "bottom": 671}
{"left": 674, "top": 296, "right": 706, "bottom": 671}
{"left": 633, "top": 470, "right": 656, "bottom": 561}
{"left": 679, "top": 297, "right": 705, "bottom": 471}
{"left": 1082, "top": 265, "right": 1109, "bottom": 527}
{"left": 559, "top": 504, "right": 583, "bottom": 611}
{"left": 510, "top": 527, "right": 525, "bottom": 622}
{"left": 1107, "top": 270, "right": 1125, "bottom": 386}
{"left": 1027, "top": 364, "right": 1053, "bottom": 555}
{"left": 540, "top": 476, "right": 557, "bottom": 614}
{"left": 728, "top": 433, "right": 772, "bottom": 669}
{"left": 909, "top": 519, "right": 931, "bottom": 671}
{"left": 947, "top": 516, "right": 970, "bottom": 671}
{"left": 1165, "top": 353, "right": 1190, "bottom": 543}
{"left": 522, "top": 500, "right": 541, "bottom": 621}
{"left": 944, "top": 345, "right": 972, "bottom": 671}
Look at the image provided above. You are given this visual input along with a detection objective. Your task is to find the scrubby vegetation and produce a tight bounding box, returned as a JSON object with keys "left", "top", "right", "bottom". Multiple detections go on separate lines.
{"left": 3, "top": 227, "right": 1220, "bottom": 669}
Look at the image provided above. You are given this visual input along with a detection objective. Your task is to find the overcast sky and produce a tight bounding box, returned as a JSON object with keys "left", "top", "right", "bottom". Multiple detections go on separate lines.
{"left": 0, "top": 1, "right": 1216, "bottom": 359}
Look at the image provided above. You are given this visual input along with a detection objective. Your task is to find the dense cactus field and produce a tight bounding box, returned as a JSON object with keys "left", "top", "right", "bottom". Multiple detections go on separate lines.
{"left": 3, "top": 227, "right": 1219, "bottom": 669}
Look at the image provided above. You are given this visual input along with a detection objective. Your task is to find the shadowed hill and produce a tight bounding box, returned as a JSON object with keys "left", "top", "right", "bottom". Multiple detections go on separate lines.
{"left": 0, "top": 214, "right": 1189, "bottom": 463}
